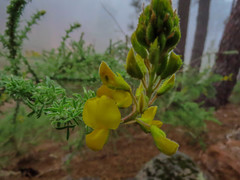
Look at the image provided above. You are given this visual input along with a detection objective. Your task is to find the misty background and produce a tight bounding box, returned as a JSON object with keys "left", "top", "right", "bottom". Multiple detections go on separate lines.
{"left": 0, "top": 0, "right": 233, "bottom": 68}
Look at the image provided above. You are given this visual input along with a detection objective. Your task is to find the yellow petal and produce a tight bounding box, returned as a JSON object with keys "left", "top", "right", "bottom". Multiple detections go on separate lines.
{"left": 141, "top": 106, "right": 158, "bottom": 124}
{"left": 151, "top": 125, "right": 179, "bottom": 156}
{"left": 151, "top": 120, "right": 163, "bottom": 128}
{"left": 99, "top": 61, "right": 130, "bottom": 91}
{"left": 86, "top": 129, "right": 109, "bottom": 151}
{"left": 137, "top": 106, "right": 158, "bottom": 132}
{"left": 83, "top": 95, "right": 121, "bottom": 129}
{"left": 83, "top": 97, "right": 98, "bottom": 129}
{"left": 97, "top": 85, "right": 132, "bottom": 108}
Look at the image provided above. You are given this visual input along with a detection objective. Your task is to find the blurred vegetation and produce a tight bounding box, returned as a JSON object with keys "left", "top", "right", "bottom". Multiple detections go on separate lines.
{"left": 229, "top": 80, "right": 240, "bottom": 104}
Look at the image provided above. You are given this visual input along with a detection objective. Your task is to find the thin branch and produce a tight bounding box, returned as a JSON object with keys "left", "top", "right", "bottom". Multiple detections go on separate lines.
{"left": 152, "top": 78, "right": 162, "bottom": 91}
{"left": 100, "top": 1, "right": 126, "bottom": 37}
{"left": 148, "top": 93, "right": 158, "bottom": 106}
{"left": 21, "top": 55, "right": 40, "bottom": 83}
{"left": 13, "top": 101, "right": 20, "bottom": 124}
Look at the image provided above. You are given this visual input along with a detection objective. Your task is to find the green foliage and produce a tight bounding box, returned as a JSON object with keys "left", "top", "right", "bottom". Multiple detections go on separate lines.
{"left": 0, "top": 75, "right": 95, "bottom": 130}
{"left": 229, "top": 80, "right": 240, "bottom": 104}
{"left": 0, "top": 0, "right": 45, "bottom": 76}
{"left": 157, "top": 68, "right": 222, "bottom": 139}
{"left": 34, "top": 30, "right": 127, "bottom": 86}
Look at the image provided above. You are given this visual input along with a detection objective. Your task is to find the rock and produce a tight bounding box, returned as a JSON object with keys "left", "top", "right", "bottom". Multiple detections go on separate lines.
{"left": 136, "top": 152, "right": 201, "bottom": 180}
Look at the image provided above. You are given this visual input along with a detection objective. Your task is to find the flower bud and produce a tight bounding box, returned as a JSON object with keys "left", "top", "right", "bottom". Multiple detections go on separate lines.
{"left": 126, "top": 48, "right": 144, "bottom": 79}
{"left": 146, "top": 23, "right": 155, "bottom": 43}
{"left": 131, "top": 32, "right": 148, "bottom": 59}
{"left": 165, "top": 28, "right": 181, "bottom": 51}
{"left": 137, "top": 92, "right": 148, "bottom": 114}
{"left": 157, "top": 74, "right": 175, "bottom": 96}
{"left": 160, "top": 52, "right": 182, "bottom": 79}
{"left": 150, "top": 125, "right": 179, "bottom": 156}
{"left": 135, "top": 82, "right": 144, "bottom": 99}
{"left": 136, "top": 24, "right": 148, "bottom": 47}
{"left": 149, "top": 38, "right": 160, "bottom": 64}
{"left": 156, "top": 54, "right": 168, "bottom": 76}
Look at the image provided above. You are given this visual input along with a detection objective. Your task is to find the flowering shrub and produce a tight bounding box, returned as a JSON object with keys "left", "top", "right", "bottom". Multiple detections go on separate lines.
{"left": 82, "top": 0, "right": 182, "bottom": 155}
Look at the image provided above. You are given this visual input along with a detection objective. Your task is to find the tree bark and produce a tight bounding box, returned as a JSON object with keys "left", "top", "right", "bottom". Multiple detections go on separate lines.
{"left": 204, "top": 0, "right": 240, "bottom": 108}
{"left": 176, "top": 0, "right": 191, "bottom": 61}
{"left": 190, "top": 0, "right": 211, "bottom": 71}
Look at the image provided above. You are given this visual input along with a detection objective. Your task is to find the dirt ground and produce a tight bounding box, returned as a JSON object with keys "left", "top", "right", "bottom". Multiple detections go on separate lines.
{"left": 0, "top": 104, "right": 240, "bottom": 180}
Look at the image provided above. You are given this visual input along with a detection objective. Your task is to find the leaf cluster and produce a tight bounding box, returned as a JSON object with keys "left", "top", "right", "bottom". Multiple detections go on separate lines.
{"left": 0, "top": 75, "right": 95, "bottom": 136}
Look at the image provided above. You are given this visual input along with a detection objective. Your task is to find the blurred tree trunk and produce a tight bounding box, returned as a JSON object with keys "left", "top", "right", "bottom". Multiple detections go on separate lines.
{"left": 190, "top": 0, "right": 211, "bottom": 71}
{"left": 176, "top": 0, "right": 191, "bottom": 61}
{"left": 204, "top": 0, "right": 240, "bottom": 108}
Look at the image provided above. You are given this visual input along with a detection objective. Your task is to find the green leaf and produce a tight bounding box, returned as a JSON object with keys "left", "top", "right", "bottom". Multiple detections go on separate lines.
{"left": 157, "top": 74, "right": 175, "bottom": 96}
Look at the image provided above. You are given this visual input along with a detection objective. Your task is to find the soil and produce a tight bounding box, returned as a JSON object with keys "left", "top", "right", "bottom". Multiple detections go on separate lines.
{"left": 0, "top": 104, "right": 240, "bottom": 180}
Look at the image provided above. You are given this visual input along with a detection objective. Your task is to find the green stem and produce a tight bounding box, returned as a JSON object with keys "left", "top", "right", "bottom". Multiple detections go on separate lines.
{"left": 141, "top": 79, "right": 147, "bottom": 90}
{"left": 148, "top": 94, "right": 158, "bottom": 106}
{"left": 130, "top": 90, "right": 137, "bottom": 106}
{"left": 13, "top": 101, "right": 20, "bottom": 124}
{"left": 152, "top": 78, "right": 162, "bottom": 92}
{"left": 22, "top": 56, "right": 40, "bottom": 83}
{"left": 136, "top": 119, "right": 151, "bottom": 128}
{"left": 147, "top": 71, "right": 155, "bottom": 98}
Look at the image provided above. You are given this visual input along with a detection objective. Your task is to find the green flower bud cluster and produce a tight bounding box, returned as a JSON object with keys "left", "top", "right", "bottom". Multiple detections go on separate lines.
{"left": 134, "top": 0, "right": 180, "bottom": 54}
{"left": 126, "top": 0, "right": 182, "bottom": 96}
{"left": 127, "top": 0, "right": 182, "bottom": 79}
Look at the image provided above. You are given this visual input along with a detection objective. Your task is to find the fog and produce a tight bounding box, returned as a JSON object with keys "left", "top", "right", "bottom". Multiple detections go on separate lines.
{"left": 0, "top": 0, "right": 233, "bottom": 67}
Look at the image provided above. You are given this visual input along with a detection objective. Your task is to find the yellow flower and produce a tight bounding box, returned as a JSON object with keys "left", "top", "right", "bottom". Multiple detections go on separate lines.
{"left": 137, "top": 107, "right": 178, "bottom": 155}
{"left": 150, "top": 125, "right": 179, "bottom": 156}
{"left": 99, "top": 61, "right": 130, "bottom": 91}
{"left": 97, "top": 85, "right": 132, "bottom": 108}
{"left": 137, "top": 106, "right": 163, "bottom": 132}
{"left": 83, "top": 95, "right": 121, "bottom": 151}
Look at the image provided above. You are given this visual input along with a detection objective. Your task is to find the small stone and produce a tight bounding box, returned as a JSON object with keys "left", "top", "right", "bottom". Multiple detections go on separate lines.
{"left": 136, "top": 152, "right": 203, "bottom": 180}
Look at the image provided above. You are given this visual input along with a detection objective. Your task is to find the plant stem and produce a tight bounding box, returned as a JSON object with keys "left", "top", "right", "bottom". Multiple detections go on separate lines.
{"left": 147, "top": 70, "right": 155, "bottom": 98}
{"left": 141, "top": 79, "right": 147, "bottom": 89}
{"left": 153, "top": 78, "right": 162, "bottom": 91}
{"left": 136, "top": 119, "right": 151, "bottom": 128}
{"left": 22, "top": 56, "right": 40, "bottom": 83}
{"left": 121, "top": 108, "right": 137, "bottom": 122}
{"left": 13, "top": 101, "right": 20, "bottom": 124}
{"left": 130, "top": 90, "right": 138, "bottom": 106}
{"left": 148, "top": 94, "right": 158, "bottom": 106}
